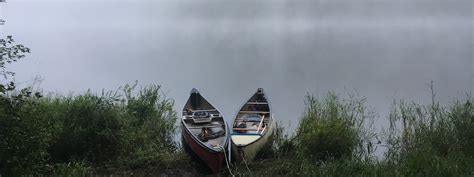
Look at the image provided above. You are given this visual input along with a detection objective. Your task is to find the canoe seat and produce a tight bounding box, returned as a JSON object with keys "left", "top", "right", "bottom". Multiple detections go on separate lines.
{"left": 184, "top": 113, "right": 221, "bottom": 123}
{"left": 231, "top": 135, "right": 261, "bottom": 146}
{"left": 188, "top": 125, "right": 223, "bottom": 129}
{"left": 239, "top": 111, "right": 270, "bottom": 114}
{"left": 235, "top": 118, "right": 270, "bottom": 122}
{"left": 233, "top": 127, "right": 265, "bottom": 131}
{"left": 182, "top": 109, "right": 217, "bottom": 113}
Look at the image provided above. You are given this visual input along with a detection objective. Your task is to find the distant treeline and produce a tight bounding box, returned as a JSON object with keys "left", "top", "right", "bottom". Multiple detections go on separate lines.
{"left": 0, "top": 36, "right": 473, "bottom": 176}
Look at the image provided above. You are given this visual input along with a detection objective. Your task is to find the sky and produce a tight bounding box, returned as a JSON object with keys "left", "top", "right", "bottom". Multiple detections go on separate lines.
{"left": 0, "top": 0, "right": 472, "bottom": 136}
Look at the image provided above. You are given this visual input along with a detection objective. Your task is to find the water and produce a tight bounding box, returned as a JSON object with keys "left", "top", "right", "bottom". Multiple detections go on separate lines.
{"left": 3, "top": 0, "right": 473, "bottom": 134}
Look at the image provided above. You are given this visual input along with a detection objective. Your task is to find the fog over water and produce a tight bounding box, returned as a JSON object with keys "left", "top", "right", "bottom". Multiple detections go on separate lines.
{"left": 1, "top": 0, "right": 472, "bottom": 134}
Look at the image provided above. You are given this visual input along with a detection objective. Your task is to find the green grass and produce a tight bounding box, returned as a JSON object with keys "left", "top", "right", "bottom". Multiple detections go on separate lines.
{"left": 384, "top": 94, "right": 474, "bottom": 176}
{"left": 0, "top": 84, "right": 178, "bottom": 176}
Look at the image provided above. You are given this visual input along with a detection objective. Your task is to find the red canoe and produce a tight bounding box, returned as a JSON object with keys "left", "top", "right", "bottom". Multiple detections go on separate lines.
{"left": 181, "top": 88, "right": 230, "bottom": 173}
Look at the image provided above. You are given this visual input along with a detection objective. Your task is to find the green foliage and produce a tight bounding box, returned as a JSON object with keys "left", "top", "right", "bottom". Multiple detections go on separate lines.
{"left": 0, "top": 35, "right": 30, "bottom": 83}
{"left": 0, "top": 84, "right": 178, "bottom": 176}
{"left": 296, "top": 92, "right": 375, "bottom": 162}
{"left": 119, "top": 84, "right": 177, "bottom": 168}
{"left": 0, "top": 88, "right": 52, "bottom": 175}
{"left": 48, "top": 91, "right": 124, "bottom": 164}
{"left": 255, "top": 122, "right": 295, "bottom": 160}
{"left": 46, "top": 84, "right": 178, "bottom": 168}
{"left": 385, "top": 92, "right": 474, "bottom": 176}
{"left": 451, "top": 99, "right": 474, "bottom": 157}
{"left": 270, "top": 122, "right": 297, "bottom": 159}
{"left": 52, "top": 161, "right": 92, "bottom": 176}
{"left": 0, "top": 35, "right": 30, "bottom": 96}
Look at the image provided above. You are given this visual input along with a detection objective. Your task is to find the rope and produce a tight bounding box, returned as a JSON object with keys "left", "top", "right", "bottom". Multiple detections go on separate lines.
{"left": 239, "top": 149, "right": 251, "bottom": 173}
{"left": 218, "top": 144, "right": 234, "bottom": 177}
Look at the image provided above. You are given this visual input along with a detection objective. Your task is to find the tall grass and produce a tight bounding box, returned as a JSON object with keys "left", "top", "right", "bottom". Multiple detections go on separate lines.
{"left": 384, "top": 93, "right": 474, "bottom": 176}
{"left": 0, "top": 84, "right": 177, "bottom": 176}
{"left": 297, "top": 93, "right": 376, "bottom": 162}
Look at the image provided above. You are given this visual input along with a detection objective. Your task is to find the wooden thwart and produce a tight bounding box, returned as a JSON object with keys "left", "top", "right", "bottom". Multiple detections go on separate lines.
{"left": 188, "top": 125, "right": 223, "bottom": 129}
{"left": 234, "top": 118, "right": 270, "bottom": 123}
{"left": 239, "top": 111, "right": 270, "bottom": 114}
{"left": 184, "top": 115, "right": 222, "bottom": 119}
{"left": 182, "top": 109, "right": 217, "bottom": 113}
{"left": 233, "top": 128, "right": 265, "bottom": 131}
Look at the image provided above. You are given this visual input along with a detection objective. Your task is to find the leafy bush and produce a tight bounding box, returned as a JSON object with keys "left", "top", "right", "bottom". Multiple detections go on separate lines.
{"left": 0, "top": 88, "right": 53, "bottom": 175}
{"left": 0, "top": 35, "right": 30, "bottom": 82}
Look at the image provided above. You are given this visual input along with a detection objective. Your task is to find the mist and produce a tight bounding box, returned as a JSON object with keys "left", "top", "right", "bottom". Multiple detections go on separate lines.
{"left": 2, "top": 0, "right": 472, "bottom": 132}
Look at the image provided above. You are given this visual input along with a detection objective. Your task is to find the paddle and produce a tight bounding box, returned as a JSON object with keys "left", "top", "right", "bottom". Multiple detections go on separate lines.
{"left": 257, "top": 115, "right": 265, "bottom": 134}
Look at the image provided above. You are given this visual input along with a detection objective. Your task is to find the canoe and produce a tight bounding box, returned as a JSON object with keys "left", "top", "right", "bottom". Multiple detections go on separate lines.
{"left": 181, "top": 88, "right": 230, "bottom": 173}
{"left": 231, "top": 88, "right": 275, "bottom": 162}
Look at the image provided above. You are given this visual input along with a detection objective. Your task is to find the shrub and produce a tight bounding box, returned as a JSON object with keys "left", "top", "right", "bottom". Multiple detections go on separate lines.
{"left": 119, "top": 84, "right": 177, "bottom": 168}
{"left": 48, "top": 91, "right": 124, "bottom": 164}
{"left": 0, "top": 88, "right": 53, "bottom": 175}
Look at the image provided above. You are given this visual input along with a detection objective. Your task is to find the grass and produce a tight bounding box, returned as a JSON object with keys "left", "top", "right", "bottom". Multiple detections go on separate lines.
{"left": 383, "top": 92, "right": 474, "bottom": 176}
{"left": 0, "top": 83, "right": 179, "bottom": 176}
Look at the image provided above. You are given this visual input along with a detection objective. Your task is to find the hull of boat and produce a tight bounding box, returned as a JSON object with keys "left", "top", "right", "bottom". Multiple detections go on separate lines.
{"left": 232, "top": 119, "right": 275, "bottom": 162}
{"left": 182, "top": 124, "right": 226, "bottom": 173}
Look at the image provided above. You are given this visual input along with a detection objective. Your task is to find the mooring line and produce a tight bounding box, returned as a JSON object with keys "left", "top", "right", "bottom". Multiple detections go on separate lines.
{"left": 240, "top": 149, "right": 251, "bottom": 173}
{"left": 218, "top": 144, "right": 234, "bottom": 177}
